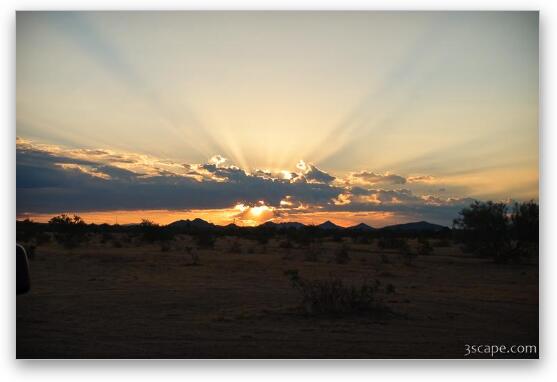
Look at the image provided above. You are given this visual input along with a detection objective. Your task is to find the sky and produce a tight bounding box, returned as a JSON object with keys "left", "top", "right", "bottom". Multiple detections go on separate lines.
{"left": 16, "top": 11, "right": 539, "bottom": 227}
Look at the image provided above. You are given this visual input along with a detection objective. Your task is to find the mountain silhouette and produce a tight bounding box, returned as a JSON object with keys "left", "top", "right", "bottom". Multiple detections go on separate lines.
{"left": 347, "top": 222, "right": 375, "bottom": 231}
{"left": 166, "top": 218, "right": 447, "bottom": 232}
{"left": 168, "top": 218, "right": 215, "bottom": 229}
{"left": 381, "top": 221, "right": 448, "bottom": 232}
{"left": 317, "top": 220, "right": 342, "bottom": 230}
{"left": 260, "top": 221, "right": 305, "bottom": 230}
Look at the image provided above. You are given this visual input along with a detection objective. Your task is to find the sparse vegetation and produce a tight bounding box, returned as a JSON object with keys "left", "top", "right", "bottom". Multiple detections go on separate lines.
{"left": 417, "top": 238, "right": 434, "bottom": 256}
{"left": 139, "top": 219, "right": 174, "bottom": 243}
{"left": 279, "top": 240, "right": 293, "bottom": 250}
{"left": 303, "top": 243, "right": 321, "bottom": 262}
{"left": 386, "top": 283, "right": 396, "bottom": 294}
{"left": 195, "top": 232, "right": 216, "bottom": 249}
{"left": 380, "top": 254, "right": 391, "bottom": 264}
{"left": 284, "top": 270, "right": 391, "bottom": 317}
{"left": 228, "top": 240, "right": 242, "bottom": 254}
{"left": 334, "top": 244, "right": 350, "bottom": 264}
{"left": 378, "top": 237, "right": 408, "bottom": 251}
{"left": 434, "top": 239, "right": 451, "bottom": 247}
{"left": 100, "top": 232, "right": 114, "bottom": 244}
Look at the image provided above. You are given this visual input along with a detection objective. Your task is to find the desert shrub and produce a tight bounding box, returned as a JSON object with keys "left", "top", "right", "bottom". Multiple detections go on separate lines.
{"left": 279, "top": 240, "right": 294, "bottom": 253}
{"left": 434, "top": 239, "right": 451, "bottom": 247}
{"left": 195, "top": 232, "right": 216, "bottom": 249}
{"left": 100, "top": 232, "right": 114, "bottom": 244}
{"left": 401, "top": 248, "right": 417, "bottom": 266}
{"left": 35, "top": 232, "right": 51, "bottom": 245}
{"left": 190, "top": 252, "right": 200, "bottom": 265}
{"left": 304, "top": 244, "right": 321, "bottom": 262}
{"left": 354, "top": 236, "right": 372, "bottom": 245}
{"left": 182, "top": 246, "right": 201, "bottom": 266}
{"left": 254, "top": 233, "right": 270, "bottom": 246}
{"left": 228, "top": 240, "right": 242, "bottom": 254}
{"left": 331, "top": 234, "right": 343, "bottom": 243}
{"left": 279, "top": 240, "right": 293, "bottom": 248}
{"left": 417, "top": 238, "right": 433, "bottom": 256}
{"left": 334, "top": 244, "right": 350, "bottom": 264}
{"left": 139, "top": 219, "right": 174, "bottom": 243}
{"left": 49, "top": 214, "right": 88, "bottom": 249}
{"left": 284, "top": 270, "right": 390, "bottom": 316}
{"left": 377, "top": 237, "right": 408, "bottom": 251}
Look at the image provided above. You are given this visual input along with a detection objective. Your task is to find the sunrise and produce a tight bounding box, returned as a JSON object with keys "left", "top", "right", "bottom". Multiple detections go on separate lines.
{"left": 16, "top": 11, "right": 539, "bottom": 360}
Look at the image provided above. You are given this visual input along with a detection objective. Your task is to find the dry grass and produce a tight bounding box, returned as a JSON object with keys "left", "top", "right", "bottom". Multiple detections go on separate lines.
{"left": 17, "top": 235, "right": 538, "bottom": 358}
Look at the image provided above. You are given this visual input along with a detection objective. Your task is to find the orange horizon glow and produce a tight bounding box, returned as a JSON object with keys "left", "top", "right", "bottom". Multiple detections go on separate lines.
{"left": 16, "top": 207, "right": 404, "bottom": 228}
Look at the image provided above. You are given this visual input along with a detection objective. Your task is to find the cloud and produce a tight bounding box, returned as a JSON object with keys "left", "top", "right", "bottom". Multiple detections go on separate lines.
{"left": 350, "top": 171, "right": 406, "bottom": 185}
{"left": 296, "top": 160, "right": 336, "bottom": 184}
{"left": 16, "top": 138, "right": 478, "bottom": 225}
{"left": 16, "top": 139, "right": 340, "bottom": 214}
{"left": 408, "top": 175, "right": 436, "bottom": 183}
{"left": 231, "top": 202, "right": 277, "bottom": 226}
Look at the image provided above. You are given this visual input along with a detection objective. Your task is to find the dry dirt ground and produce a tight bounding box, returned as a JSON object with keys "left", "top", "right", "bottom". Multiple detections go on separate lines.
{"left": 16, "top": 235, "right": 538, "bottom": 359}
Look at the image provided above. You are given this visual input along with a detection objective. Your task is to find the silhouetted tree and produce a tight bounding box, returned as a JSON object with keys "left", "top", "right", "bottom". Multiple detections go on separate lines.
{"left": 139, "top": 219, "right": 173, "bottom": 242}
{"left": 453, "top": 201, "right": 538, "bottom": 263}
{"left": 511, "top": 200, "right": 539, "bottom": 243}
{"left": 49, "top": 214, "right": 87, "bottom": 249}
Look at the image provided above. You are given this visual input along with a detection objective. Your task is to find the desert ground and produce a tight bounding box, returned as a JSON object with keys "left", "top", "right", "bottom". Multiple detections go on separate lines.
{"left": 16, "top": 235, "right": 538, "bottom": 359}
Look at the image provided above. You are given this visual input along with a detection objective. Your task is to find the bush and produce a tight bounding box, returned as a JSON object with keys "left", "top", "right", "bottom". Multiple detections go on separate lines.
{"left": 284, "top": 270, "right": 390, "bottom": 316}
{"left": 139, "top": 219, "right": 174, "bottom": 243}
{"left": 195, "top": 233, "right": 216, "bottom": 249}
{"left": 279, "top": 240, "right": 293, "bottom": 249}
{"left": 434, "top": 239, "right": 451, "bottom": 247}
{"left": 100, "top": 232, "right": 114, "bottom": 244}
{"left": 386, "top": 284, "right": 396, "bottom": 294}
{"left": 35, "top": 232, "right": 51, "bottom": 245}
{"left": 228, "top": 240, "right": 242, "bottom": 254}
{"left": 417, "top": 238, "right": 433, "bottom": 256}
{"left": 304, "top": 244, "right": 320, "bottom": 262}
{"left": 334, "top": 245, "right": 350, "bottom": 264}
{"left": 331, "top": 234, "right": 343, "bottom": 243}
{"left": 190, "top": 252, "right": 200, "bottom": 265}
{"left": 378, "top": 237, "right": 408, "bottom": 250}
{"left": 49, "top": 214, "right": 88, "bottom": 249}
{"left": 353, "top": 236, "right": 372, "bottom": 245}
{"left": 402, "top": 249, "right": 417, "bottom": 266}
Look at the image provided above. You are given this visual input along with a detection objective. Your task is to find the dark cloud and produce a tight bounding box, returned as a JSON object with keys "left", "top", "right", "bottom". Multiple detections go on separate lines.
{"left": 304, "top": 165, "right": 336, "bottom": 184}
{"left": 16, "top": 139, "right": 477, "bottom": 225}
{"left": 351, "top": 171, "right": 406, "bottom": 185}
{"left": 16, "top": 146, "right": 340, "bottom": 214}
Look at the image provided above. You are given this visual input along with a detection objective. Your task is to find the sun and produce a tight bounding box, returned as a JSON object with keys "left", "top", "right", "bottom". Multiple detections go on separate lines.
{"left": 250, "top": 205, "right": 268, "bottom": 217}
